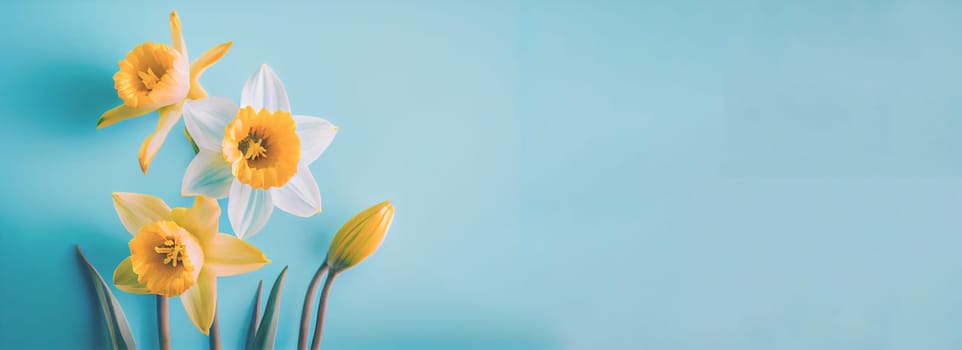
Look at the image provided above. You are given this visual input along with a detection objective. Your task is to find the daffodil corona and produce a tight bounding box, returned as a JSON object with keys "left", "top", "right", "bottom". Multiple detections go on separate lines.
{"left": 98, "top": 11, "right": 232, "bottom": 174}
{"left": 111, "top": 193, "right": 270, "bottom": 334}
{"left": 113, "top": 42, "right": 189, "bottom": 109}
{"left": 223, "top": 107, "right": 302, "bottom": 189}
{"left": 129, "top": 220, "right": 205, "bottom": 296}
{"left": 181, "top": 64, "right": 338, "bottom": 239}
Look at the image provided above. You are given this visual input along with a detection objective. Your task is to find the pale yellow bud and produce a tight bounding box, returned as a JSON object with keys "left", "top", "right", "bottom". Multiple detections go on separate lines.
{"left": 326, "top": 201, "right": 394, "bottom": 272}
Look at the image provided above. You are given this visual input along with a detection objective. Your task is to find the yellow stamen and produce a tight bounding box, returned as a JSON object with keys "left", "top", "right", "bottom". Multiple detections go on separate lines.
{"left": 154, "top": 238, "right": 187, "bottom": 267}
{"left": 240, "top": 136, "right": 268, "bottom": 160}
{"left": 138, "top": 67, "right": 161, "bottom": 91}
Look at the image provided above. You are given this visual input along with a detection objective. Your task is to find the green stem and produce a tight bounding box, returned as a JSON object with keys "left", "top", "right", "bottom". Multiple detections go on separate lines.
{"left": 209, "top": 311, "right": 221, "bottom": 350}
{"left": 298, "top": 263, "right": 329, "bottom": 350}
{"left": 310, "top": 271, "right": 338, "bottom": 350}
{"left": 157, "top": 295, "right": 170, "bottom": 350}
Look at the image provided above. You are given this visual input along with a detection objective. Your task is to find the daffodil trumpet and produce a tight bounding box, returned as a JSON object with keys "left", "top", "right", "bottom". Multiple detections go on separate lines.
{"left": 299, "top": 201, "right": 394, "bottom": 350}
{"left": 181, "top": 64, "right": 338, "bottom": 239}
{"left": 110, "top": 192, "right": 271, "bottom": 336}
{"left": 97, "top": 11, "right": 232, "bottom": 174}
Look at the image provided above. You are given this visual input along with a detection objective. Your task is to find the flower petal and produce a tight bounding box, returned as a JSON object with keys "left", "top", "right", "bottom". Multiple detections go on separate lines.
{"left": 97, "top": 104, "right": 154, "bottom": 129}
{"left": 138, "top": 102, "right": 184, "bottom": 174}
{"left": 183, "top": 97, "right": 236, "bottom": 152}
{"left": 112, "top": 192, "right": 171, "bottom": 235}
{"left": 182, "top": 151, "right": 234, "bottom": 199}
{"left": 270, "top": 166, "right": 321, "bottom": 217}
{"left": 181, "top": 268, "right": 216, "bottom": 335}
{"left": 240, "top": 64, "right": 290, "bottom": 112}
{"left": 113, "top": 257, "right": 150, "bottom": 294}
{"left": 228, "top": 180, "right": 274, "bottom": 239}
{"left": 187, "top": 42, "right": 232, "bottom": 100}
{"left": 169, "top": 11, "right": 187, "bottom": 56}
{"left": 204, "top": 233, "right": 270, "bottom": 276}
{"left": 171, "top": 196, "right": 220, "bottom": 246}
{"left": 294, "top": 115, "right": 337, "bottom": 164}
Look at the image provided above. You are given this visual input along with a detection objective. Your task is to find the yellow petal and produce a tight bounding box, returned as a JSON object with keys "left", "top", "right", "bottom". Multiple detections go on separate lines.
{"left": 326, "top": 201, "right": 394, "bottom": 271}
{"left": 97, "top": 104, "right": 154, "bottom": 129}
{"left": 170, "top": 196, "right": 219, "bottom": 246}
{"left": 112, "top": 192, "right": 171, "bottom": 235}
{"left": 204, "top": 233, "right": 270, "bottom": 276}
{"left": 113, "top": 257, "right": 150, "bottom": 294}
{"left": 180, "top": 268, "right": 216, "bottom": 335}
{"left": 138, "top": 102, "right": 184, "bottom": 174}
{"left": 169, "top": 11, "right": 186, "bottom": 56}
{"left": 187, "top": 42, "right": 232, "bottom": 100}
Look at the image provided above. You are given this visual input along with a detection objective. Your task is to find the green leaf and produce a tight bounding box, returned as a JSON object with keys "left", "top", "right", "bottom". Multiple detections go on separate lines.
{"left": 245, "top": 280, "right": 263, "bottom": 350}
{"left": 249, "top": 266, "right": 288, "bottom": 350}
{"left": 76, "top": 246, "right": 138, "bottom": 350}
{"left": 184, "top": 127, "right": 200, "bottom": 154}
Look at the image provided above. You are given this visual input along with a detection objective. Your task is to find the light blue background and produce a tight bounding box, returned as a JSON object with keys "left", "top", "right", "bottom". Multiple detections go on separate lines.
{"left": 2, "top": 0, "right": 962, "bottom": 349}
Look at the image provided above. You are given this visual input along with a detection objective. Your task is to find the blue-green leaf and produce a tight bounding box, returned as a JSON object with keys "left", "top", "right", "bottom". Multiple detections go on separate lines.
{"left": 249, "top": 266, "right": 288, "bottom": 350}
{"left": 245, "top": 280, "right": 263, "bottom": 350}
{"left": 184, "top": 127, "right": 200, "bottom": 154}
{"left": 76, "top": 246, "right": 137, "bottom": 350}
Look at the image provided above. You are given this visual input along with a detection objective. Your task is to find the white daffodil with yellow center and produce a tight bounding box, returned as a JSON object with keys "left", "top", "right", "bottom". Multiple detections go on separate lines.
{"left": 110, "top": 193, "right": 270, "bottom": 334}
{"left": 181, "top": 65, "right": 337, "bottom": 239}
{"left": 97, "top": 11, "right": 232, "bottom": 173}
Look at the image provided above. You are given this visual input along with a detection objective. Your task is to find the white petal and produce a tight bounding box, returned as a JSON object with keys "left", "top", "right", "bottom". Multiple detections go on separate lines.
{"left": 228, "top": 180, "right": 274, "bottom": 239}
{"left": 270, "top": 166, "right": 321, "bottom": 217}
{"left": 182, "top": 151, "right": 234, "bottom": 199}
{"left": 183, "top": 97, "right": 237, "bottom": 152}
{"left": 240, "top": 64, "right": 290, "bottom": 112}
{"left": 294, "top": 115, "right": 337, "bottom": 164}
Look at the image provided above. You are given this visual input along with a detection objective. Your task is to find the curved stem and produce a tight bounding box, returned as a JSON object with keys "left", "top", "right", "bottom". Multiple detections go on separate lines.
{"left": 157, "top": 295, "right": 170, "bottom": 350}
{"left": 209, "top": 311, "right": 221, "bottom": 350}
{"left": 310, "top": 271, "right": 338, "bottom": 350}
{"left": 298, "top": 263, "right": 329, "bottom": 350}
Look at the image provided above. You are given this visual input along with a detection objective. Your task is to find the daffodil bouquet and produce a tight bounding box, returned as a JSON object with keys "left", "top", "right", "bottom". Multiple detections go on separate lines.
{"left": 78, "top": 11, "right": 395, "bottom": 350}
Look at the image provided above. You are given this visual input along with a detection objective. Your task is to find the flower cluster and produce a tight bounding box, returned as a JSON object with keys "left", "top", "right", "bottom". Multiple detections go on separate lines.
{"left": 84, "top": 10, "right": 395, "bottom": 347}
{"left": 99, "top": 12, "right": 337, "bottom": 240}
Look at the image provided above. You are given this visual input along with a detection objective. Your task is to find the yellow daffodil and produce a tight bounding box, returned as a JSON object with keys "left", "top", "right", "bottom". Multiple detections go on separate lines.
{"left": 327, "top": 201, "right": 394, "bottom": 272}
{"left": 181, "top": 64, "right": 338, "bottom": 239}
{"left": 98, "top": 11, "right": 232, "bottom": 174}
{"left": 110, "top": 193, "right": 270, "bottom": 334}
